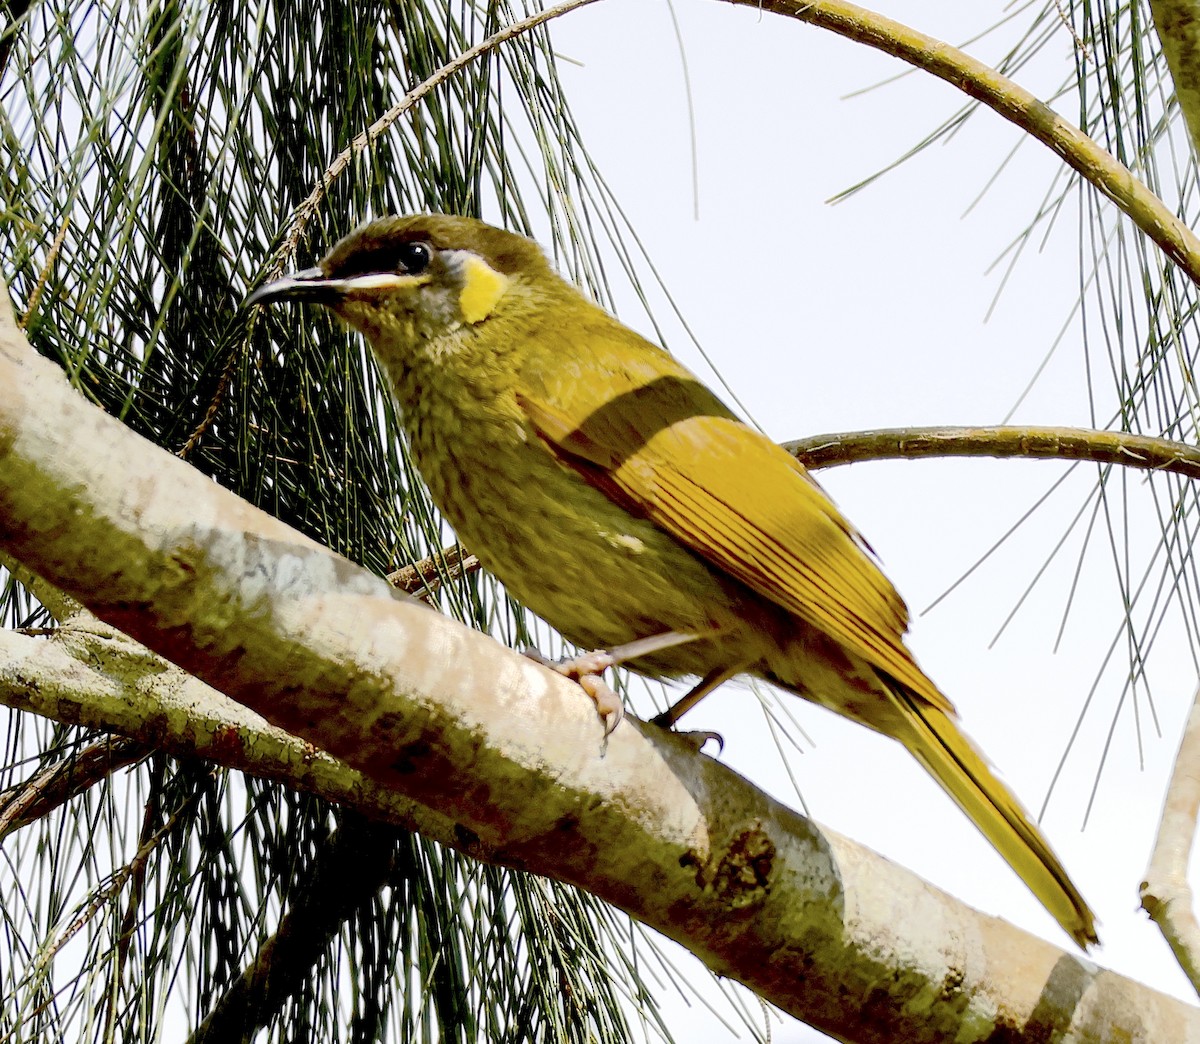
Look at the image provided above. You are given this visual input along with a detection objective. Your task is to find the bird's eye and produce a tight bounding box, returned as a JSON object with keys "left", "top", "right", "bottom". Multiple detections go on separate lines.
{"left": 396, "top": 241, "right": 432, "bottom": 275}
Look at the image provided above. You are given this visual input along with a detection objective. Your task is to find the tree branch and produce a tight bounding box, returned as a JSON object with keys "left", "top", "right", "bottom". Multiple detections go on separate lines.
{"left": 731, "top": 0, "right": 1200, "bottom": 286}
{"left": 1142, "top": 685, "right": 1200, "bottom": 997}
{"left": 1, "top": 299, "right": 1196, "bottom": 1036}
{"left": 0, "top": 547, "right": 84, "bottom": 624}
{"left": 277, "top": 0, "right": 601, "bottom": 266}
{"left": 387, "top": 544, "right": 480, "bottom": 601}
{"left": 0, "top": 734, "right": 149, "bottom": 841}
{"left": 0, "top": 623, "right": 478, "bottom": 858}
{"left": 786, "top": 424, "right": 1200, "bottom": 478}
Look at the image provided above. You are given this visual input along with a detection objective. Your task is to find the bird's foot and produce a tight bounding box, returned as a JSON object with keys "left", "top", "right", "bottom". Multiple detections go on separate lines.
{"left": 523, "top": 648, "right": 624, "bottom": 736}
{"left": 524, "top": 631, "right": 710, "bottom": 738}
{"left": 646, "top": 662, "right": 742, "bottom": 755}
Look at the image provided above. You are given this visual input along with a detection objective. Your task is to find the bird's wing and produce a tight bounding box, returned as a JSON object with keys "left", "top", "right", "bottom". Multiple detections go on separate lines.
{"left": 515, "top": 349, "right": 952, "bottom": 714}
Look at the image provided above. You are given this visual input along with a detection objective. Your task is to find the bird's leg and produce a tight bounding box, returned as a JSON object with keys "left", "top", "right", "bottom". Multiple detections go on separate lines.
{"left": 648, "top": 664, "right": 743, "bottom": 753}
{"left": 525, "top": 630, "right": 711, "bottom": 737}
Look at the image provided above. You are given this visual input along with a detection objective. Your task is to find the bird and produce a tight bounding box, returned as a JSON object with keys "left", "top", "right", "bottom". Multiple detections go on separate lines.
{"left": 246, "top": 213, "right": 1099, "bottom": 948}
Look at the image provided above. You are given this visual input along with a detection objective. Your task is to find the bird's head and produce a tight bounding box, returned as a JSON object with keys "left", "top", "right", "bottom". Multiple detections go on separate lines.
{"left": 247, "top": 214, "right": 555, "bottom": 350}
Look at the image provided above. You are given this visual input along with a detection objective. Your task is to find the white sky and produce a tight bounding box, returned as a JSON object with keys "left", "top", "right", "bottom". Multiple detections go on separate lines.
{"left": 549, "top": 2, "right": 1197, "bottom": 1040}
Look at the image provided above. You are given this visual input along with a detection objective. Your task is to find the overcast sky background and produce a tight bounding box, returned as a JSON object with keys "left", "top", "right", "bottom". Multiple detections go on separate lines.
{"left": 546, "top": 2, "right": 1196, "bottom": 1040}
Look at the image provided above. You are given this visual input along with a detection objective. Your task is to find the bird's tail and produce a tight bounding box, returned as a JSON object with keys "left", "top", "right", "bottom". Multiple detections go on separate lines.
{"left": 887, "top": 682, "right": 1098, "bottom": 949}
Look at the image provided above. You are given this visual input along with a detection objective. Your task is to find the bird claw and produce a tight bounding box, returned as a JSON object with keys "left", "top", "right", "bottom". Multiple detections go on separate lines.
{"left": 524, "top": 647, "right": 624, "bottom": 737}
{"left": 649, "top": 713, "right": 724, "bottom": 755}
{"left": 687, "top": 729, "right": 724, "bottom": 754}
{"left": 576, "top": 673, "right": 624, "bottom": 738}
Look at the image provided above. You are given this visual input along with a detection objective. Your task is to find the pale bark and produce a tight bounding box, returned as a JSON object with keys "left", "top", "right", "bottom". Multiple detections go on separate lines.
{"left": 1143, "top": 685, "right": 1200, "bottom": 996}
{"left": 0, "top": 620, "right": 473, "bottom": 853}
{"left": 2, "top": 297, "right": 1199, "bottom": 1039}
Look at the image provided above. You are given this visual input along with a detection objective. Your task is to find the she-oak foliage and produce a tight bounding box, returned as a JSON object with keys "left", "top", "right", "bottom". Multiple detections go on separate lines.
{"left": 0, "top": 1, "right": 690, "bottom": 1040}
{"left": 4, "top": 0, "right": 1200, "bottom": 1041}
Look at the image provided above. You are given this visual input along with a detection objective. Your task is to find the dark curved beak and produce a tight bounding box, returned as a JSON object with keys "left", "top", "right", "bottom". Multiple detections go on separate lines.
{"left": 244, "top": 267, "right": 340, "bottom": 308}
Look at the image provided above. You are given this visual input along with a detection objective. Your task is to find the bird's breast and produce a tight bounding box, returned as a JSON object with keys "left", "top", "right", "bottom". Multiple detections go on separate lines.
{"left": 397, "top": 375, "right": 763, "bottom": 670}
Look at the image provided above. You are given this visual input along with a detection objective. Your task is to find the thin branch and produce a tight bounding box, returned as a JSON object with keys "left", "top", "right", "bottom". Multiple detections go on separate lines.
{"left": 103, "top": 754, "right": 165, "bottom": 1042}
{"left": 732, "top": 0, "right": 1200, "bottom": 286}
{"left": 387, "top": 544, "right": 480, "bottom": 601}
{"left": 0, "top": 549, "right": 82, "bottom": 624}
{"left": 276, "top": 0, "right": 602, "bottom": 266}
{"left": 0, "top": 735, "right": 150, "bottom": 841}
{"left": 176, "top": 342, "right": 241, "bottom": 461}
{"left": 395, "top": 428, "right": 1197, "bottom": 615}
{"left": 786, "top": 424, "right": 1200, "bottom": 478}
{"left": 32, "top": 792, "right": 197, "bottom": 975}
{"left": 1142, "top": 685, "right": 1200, "bottom": 997}
{"left": 18, "top": 216, "right": 68, "bottom": 331}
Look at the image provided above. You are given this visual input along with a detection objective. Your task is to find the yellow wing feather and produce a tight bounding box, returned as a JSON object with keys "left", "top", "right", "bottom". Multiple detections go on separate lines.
{"left": 515, "top": 343, "right": 951, "bottom": 713}
{"left": 517, "top": 333, "right": 1099, "bottom": 948}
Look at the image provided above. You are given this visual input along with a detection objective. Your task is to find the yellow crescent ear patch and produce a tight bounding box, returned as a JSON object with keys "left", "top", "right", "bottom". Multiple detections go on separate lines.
{"left": 458, "top": 255, "right": 510, "bottom": 324}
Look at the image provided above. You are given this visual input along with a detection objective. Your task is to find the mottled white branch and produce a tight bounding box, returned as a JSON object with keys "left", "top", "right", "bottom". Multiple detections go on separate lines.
{"left": 1143, "top": 686, "right": 1200, "bottom": 996}
{"left": 0, "top": 621, "right": 472, "bottom": 851}
{"left": 1, "top": 290, "right": 1197, "bottom": 1039}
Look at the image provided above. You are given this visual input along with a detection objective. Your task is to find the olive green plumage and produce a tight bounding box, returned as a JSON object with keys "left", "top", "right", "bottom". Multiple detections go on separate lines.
{"left": 249, "top": 213, "right": 1098, "bottom": 949}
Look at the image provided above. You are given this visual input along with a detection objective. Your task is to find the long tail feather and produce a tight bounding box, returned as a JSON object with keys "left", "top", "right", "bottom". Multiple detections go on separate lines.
{"left": 888, "top": 683, "right": 1098, "bottom": 949}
